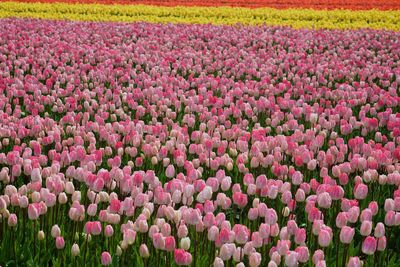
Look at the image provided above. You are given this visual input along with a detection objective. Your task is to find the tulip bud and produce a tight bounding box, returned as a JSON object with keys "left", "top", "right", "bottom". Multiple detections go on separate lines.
{"left": 58, "top": 192, "right": 68, "bottom": 204}
{"left": 116, "top": 245, "right": 122, "bottom": 256}
{"left": 55, "top": 236, "right": 65, "bottom": 249}
{"left": 340, "top": 226, "right": 355, "bottom": 244}
{"left": 374, "top": 222, "right": 385, "bottom": 238}
{"left": 105, "top": 225, "right": 114, "bottom": 237}
{"left": 71, "top": 244, "right": 80, "bottom": 257}
{"left": 51, "top": 224, "right": 61, "bottom": 238}
{"left": 38, "top": 230, "right": 45, "bottom": 241}
{"left": 362, "top": 236, "right": 377, "bottom": 255}
{"left": 360, "top": 221, "right": 372, "bottom": 236}
{"left": 7, "top": 213, "right": 17, "bottom": 227}
{"left": 101, "top": 251, "right": 112, "bottom": 266}
{"left": 180, "top": 237, "right": 191, "bottom": 250}
{"left": 139, "top": 244, "right": 150, "bottom": 258}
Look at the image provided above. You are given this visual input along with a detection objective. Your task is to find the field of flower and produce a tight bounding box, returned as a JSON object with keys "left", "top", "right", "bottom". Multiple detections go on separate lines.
{"left": 1, "top": 0, "right": 400, "bottom": 267}
{"left": 1, "top": 2, "right": 400, "bottom": 30}
{"left": 2, "top": 0, "right": 400, "bottom": 9}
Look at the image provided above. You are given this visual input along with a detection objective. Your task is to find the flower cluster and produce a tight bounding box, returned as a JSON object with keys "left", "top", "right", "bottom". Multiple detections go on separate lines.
{"left": 2, "top": 0, "right": 400, "bottom": 10}
{"left": 0, "top": 2, "right": 400, "bottom": 30}
{"left": 0, "top": 18, "right": 400, "bottom": 266}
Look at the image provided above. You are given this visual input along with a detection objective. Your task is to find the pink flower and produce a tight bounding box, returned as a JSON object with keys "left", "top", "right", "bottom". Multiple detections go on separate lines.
{"left": 285, "top": 251, "right": 298, "bottom": 267}
{"left": 362, "top": 236, "right": 377, "bottom": 255}
{"left": 312, "top": 250, "right": 324, "bottom": 265}
{"left": 28, "top": 204, "right": 39, "bottom": 220}
{"left": 213, "top": 257, "right": 224, "bottom": 267}
{"left": 7, "top": 213, "right": 17, "bottom": 227}
{"left": 317, "top": 192, "right": 332, "bottom": 209}
{"left": 174, "top": 249, "right": 192, "bottom": 266}
{"left": 295, "top": 246, "right": 309, "bottom": 263}
{"left": 87, "top": 203, "right": 98, "bottom": 217}
{"left": 265, "top": 208, "right": 278, "bottom": 225}
{"left": 360, "top": 221, "right": 372, "bottom": 236}
{"left": 55, "top": 236, "right": 65, "bottom": 250}
{"left": 101, "top": 251, "right": 112, "bottom": 266}
{"left": 249, "top": 252, "right": 262, "bottom": 267}
{"left": 294, "top": 228, "right": 306, "bottom": 245}
{"left": 377, "top": 237, "right": 387, "bottom": 251}
{"left": 139, "top": 244, "right": 150, "bottom": 258}
{"left": 165, "top": 236, "right": 176, "bottom": 251}
{"left": 233, "top": 224, "right": 250, "bottom": 244}
{"left": 166, "top": 164, "right": 175, "bottom": 178}
{"left": 374, "top": 222, "right": 385, "bottom": 238}
{"left": 51, "top": 224, "right": 61, "bottom": 238}
{"left": 354, "top": 184, "right": 368, "bottom": 200}
{"left": 232, "top": 192, "right": 248, "bottom": 208}
{"left": 340, "top": 226, "right": 355, "bottom": 244}
{"left": 152, "top": 232, "right": 165, "bottom": 249}
{"left": 347, "top": 257, "right": 363, "bottom": 267}
{"left": 105, "top": 225, "right": 114, "bottom": 237}
{"left": 318, "top": 229, "right": 332, "bottom": 247}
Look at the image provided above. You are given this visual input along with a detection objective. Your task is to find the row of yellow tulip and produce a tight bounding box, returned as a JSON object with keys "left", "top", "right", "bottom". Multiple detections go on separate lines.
{"left": 0, "top": 2, "right": 399, "bottom": 30}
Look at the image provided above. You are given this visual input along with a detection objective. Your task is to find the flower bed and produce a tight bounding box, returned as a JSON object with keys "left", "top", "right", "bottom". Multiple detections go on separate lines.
{"left": 0, "top": 18, "right": 400, "bottom": 266}
{"left": 1, "top": 0, "right": 400, "bottom": 10}
{"left": 0, "top": 2, "right": 399, "bottom": 30}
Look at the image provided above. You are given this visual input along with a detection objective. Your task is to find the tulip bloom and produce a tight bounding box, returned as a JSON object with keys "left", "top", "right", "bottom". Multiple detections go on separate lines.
{"left": 101, "top": 252, "right": 112, "bottom": 266}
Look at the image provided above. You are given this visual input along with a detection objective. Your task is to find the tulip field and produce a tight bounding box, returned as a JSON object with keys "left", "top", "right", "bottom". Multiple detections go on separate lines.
{"left": 0, "top": 1, "right": 400, "bottom": 267}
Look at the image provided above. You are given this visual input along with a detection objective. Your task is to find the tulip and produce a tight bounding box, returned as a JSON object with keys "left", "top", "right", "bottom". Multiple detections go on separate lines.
{"left": 101, "top": 251, "right": 112, "bottom": 266}
{"left": 55, "top": 236, "right": 65, "bottom": 249}
{"left": 7, "top": 213, "right": 17, "bottom": 227}
{"left": 340, "top": 226, "right": 355, "bottom": 244}
{"left": 51, "top": 225, "right": 61, "bottom": 238}
{"left": 362, "top": 236, "right": 377, "bottom": 255}
{"left": 71, "top": 244, "right": 80, "bottom": 257}
{"left": 360, "top": 221, "right": 372, "bottom": 236}
{"left": 180, "top": 237, "right": 190, "bottom": 250}
{"left": 139, "top": 244, "right": 150, "bottom": 258}
{"left": 347, "top": 257, "right": 363, "bottom": 267}
{"left": 318, "top": 229, "right": 332, "bottom": 247}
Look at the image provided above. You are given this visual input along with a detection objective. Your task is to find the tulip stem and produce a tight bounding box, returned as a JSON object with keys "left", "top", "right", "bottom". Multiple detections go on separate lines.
{"left": 12, "top": 229, "right": 17, "bottom": 265}
{"left": 386, "top": 227, "right": 391, "bottom": 267}
{"left": 342, "top": 244, "right": 349, "bottom": 267}
{"left": 83, "top": 233, "right": 89, "bottom": 267}
{"left": 193, "top": 229, "right": 197, "bottom": 267}
{"left": 335, "top": 231, "right": 339, "bottom": 267}
{"left": 33, "top": 220, "right": 36, "bottom": 261}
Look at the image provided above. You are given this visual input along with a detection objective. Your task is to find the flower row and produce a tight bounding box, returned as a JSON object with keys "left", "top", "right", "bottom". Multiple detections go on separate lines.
{"left": 2, "top": 0, "right": 400, "bottom": 10}
{"left": 0, "top": 2, "right": 400, "bottom": 30}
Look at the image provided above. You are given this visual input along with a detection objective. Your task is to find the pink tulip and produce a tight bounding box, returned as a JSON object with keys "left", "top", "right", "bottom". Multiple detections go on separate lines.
{"left": 374, "top": 222, "right": 385, "bottom": 238}
{"left": 312, "top": 250, "right": 324, "bottom": 265}
{"left": 174, "top": 249, "right": 192, "bottom": 266}
{"left": 360, "top": 221, "right": 372, "bottom": 236}
{"left": 8, "top": 213, "right": 17, "bottom": 227}
{"left": 354, "top": 184, "right": 368, "bottom": 200}
{"left": 139, "top": 244, "right": 150, "bottom": 258}
{"left": 165, "top": 236, "right": 176, "bottom": 251}
{"left": 55, "top": 236, "right": 65, "bottom": 250}
{"left": 362, "top": 236, "right": 377, "bottom": 255}
{"left": 347, "top": 257, "right": 363, "bottom": 267}
{"left": 318, "top": 229, "right": 332, "bottom": 247}
{"left": 340, "top": 226, "right": 355, "bottom": 244}
{"left": 249, "top": 252, "right": 262, "bottom": 267}
{"left": 28, "top": 204, "right": 39, "bottom": 220}
{"left": 232, "top": 192, "right": 248, "bottom": 208}
{"left": 295, "top": 246, "right": 309, "bottom": 263}
{"left": 377, "top": 237, "right": 387, "bottom": 251}
{"left": 101, "top": 251, "right": 112, "bottom": 266}
{"left": 105, "top": 225, "right": 114, "bottom": 237}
